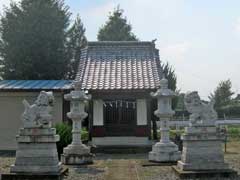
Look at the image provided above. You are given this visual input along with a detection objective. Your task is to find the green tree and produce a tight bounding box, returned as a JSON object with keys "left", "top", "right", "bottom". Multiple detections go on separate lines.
{"left": 162, "top": 62, "right": 179, "bottom": 109}
{"left": 162, "top": 62, "right": 177, "bottom": 91}
{"left": 209, "top": 79, "right": 234, "bottom": 109}
{"left": 65, "top": 15, "right": 87, "bottom": 79}
{"left": 235, "top": 94, "right": 240, "bottom": 101}
{"left": 97, "top": 6, "right": 138, "bottom": 41}
{"left": 0, "top": 0, "right": 70, "bottom": 79}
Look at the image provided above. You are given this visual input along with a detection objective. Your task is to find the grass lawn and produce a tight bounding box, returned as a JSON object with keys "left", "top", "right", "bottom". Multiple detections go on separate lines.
{"left": 0, "top": 141, "right": 240, "bottom": 180}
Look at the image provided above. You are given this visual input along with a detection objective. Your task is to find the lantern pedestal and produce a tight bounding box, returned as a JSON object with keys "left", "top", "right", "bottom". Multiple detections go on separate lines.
{"left": 149, "top": 117, "right": 181, "bottom": 162}
{"left": 60, "top": 90, "right": 93, "bottom": 165}
{"left": 61, "top": 143, "right": 93, "bottom": 165}
{"left": 148, "top": 77, "right": 181, "bottom": 163}
{"left": 149, "top": 142, "right": 181, "bottom": 162}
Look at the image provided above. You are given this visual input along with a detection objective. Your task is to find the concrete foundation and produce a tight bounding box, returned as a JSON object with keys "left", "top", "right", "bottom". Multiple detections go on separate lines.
{"left": 149, "top": 142, "right": 181, "bottom": 162}
{"left": 10, "top": 128, "right": 62, "bottom": 174}
{"left": 2, "top": 168, "right": 68, "bottom": 180}
{"left": 177, "top": 126, "right": 229, "bottom": 171}
{"left": 61, "top": 144, "right": 93, "bottom": 165}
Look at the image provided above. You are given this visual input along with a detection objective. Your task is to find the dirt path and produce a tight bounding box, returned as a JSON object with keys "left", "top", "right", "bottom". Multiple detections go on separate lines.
{"left": 1, "top": 143, "right": 240, "bottom": 180}
{"left": 103, "top": 159, "right": 139, "bottom": 180}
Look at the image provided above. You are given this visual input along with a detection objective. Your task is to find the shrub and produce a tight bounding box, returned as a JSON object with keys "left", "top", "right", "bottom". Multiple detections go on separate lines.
{"left": 81, "top": 127, "right": 89, "bottom": 141}
{"left": 154, "top": 129, "right": 184, "bottom": 140}
{"left": 54, "top": 123, "right": 89, "bottom": 155}
{"left": 170, "top": 129, "right": 185, "bottom": 139}
{"left": 55, "top": 123, "right": 72, "bottom": 155}
{"left": 227, "top": 127, "right": 240, "bottom": 139}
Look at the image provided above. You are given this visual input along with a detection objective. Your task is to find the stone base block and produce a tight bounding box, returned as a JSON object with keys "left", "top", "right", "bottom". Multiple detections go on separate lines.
{"left": 61, "top": 153, "right": 94, "bottom": 165}
{"left": 63, "top": 144, "right": 90, "bottom": 155}
{"left": 172, "top": 166, "right": 238, "bottom": 179}
{"left": 177, "top": 160, "right": 229, "bottom": 171}
{"left": 10, "top": 163, "right": 62, "bottom": 174}
{"left": 149, "top": 142, "right": 181, "bottom": 162}
{"left": 142, "top": 161, "right": 177, "bottom": 167}
{"left": 2, "top": 167, "right": 68, "bottom": 180}
{"left": 179, "top": 126, "right": 228, "bottom": 171}
{"left": 11, "top": 127, "right": 62, "bottom": 174}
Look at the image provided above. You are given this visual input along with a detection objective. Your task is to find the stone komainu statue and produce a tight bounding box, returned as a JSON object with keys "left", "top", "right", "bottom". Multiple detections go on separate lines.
{"left": 184, "top": 91, "right": 218, "bottom": 126}
{"left": 22, "top": 91, "right": 54, "bottom": 128}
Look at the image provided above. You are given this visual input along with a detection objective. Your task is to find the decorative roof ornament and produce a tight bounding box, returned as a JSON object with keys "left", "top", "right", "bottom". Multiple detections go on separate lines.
{"left": 159, "top": 74, "right": 168, "bottom": 89}
{"left": 151, "top": 75, "right": 175, "bottom": 98}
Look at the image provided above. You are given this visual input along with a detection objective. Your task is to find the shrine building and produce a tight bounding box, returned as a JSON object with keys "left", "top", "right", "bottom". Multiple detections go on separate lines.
{"left": 75, "top": 41, "right": 163, "bottom": 146}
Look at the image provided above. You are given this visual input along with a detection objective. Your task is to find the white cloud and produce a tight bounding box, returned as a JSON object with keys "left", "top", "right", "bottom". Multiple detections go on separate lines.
{"left": 79, "top": 2, "right": 116, "bottom": 40}
{"left": 0, "top": 0, "right": 10, "bottom": 13}
{"left": 234, "top": 17, "right": 240, "bottom": 35}
{"left": 160, "top": 41, "right": 191, "bottom": 62}
{"left": 0, "top": 0, "right": 20, "bottom": 14}
{"left": 78, "top": 0, "right": 184, "bottom": 40}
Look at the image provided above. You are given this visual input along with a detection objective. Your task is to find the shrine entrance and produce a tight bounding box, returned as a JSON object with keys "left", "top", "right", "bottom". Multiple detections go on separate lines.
{"left": 103, "top": 99, "right": 136, "bottom": 136}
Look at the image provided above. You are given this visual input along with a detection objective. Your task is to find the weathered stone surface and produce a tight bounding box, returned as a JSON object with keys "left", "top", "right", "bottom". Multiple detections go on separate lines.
{"left": 61, "top": 153, "right": 93, "bottom": 165}
{"left": 177, "top": 126, "right": 229, "bottom": 171}
{"left": 19, "top": 127, "right": 56, "bottom": 136}
{"left": 16, "top": 134, "right": 59, "bottom": 143}
{"left": 148, "top": 77, "right": 181, "bottom": 162}
{"left": 10, "top": 128, "right": 62, "bottom": 174}
{"left": 172, "top": 166, "right": 238, "bottom": 179}
{"left": 2, "top": 167, "right": 68, "bottom": 180}
{"left": 149, "top": 142, "right": 181, "bottom": 162}
{"left": 10, "top": 164, "right": 62, "bottom": 174}
{"left": 184, "top": 91, "right": 217, "bottom": 126}
{"left": 21, "top": 91, "right": 54, "bottom": 128}
{"left": 6, "top": 91, "right": 64, "bottom": 179}
{"left": 175, "top": 91, "right": 235, "bottom": 177}
{"left": 63, "top": 144, "right": 90, "bottom": 155}
{"left": 61, "top": 89, "right": 93, "bottom": 165}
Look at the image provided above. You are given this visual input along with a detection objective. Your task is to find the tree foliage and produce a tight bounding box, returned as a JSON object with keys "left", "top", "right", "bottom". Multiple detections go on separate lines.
{"left": 97, "top": 6, "right": 138, "bottom": 41}
{"left": 162, "top": 61, "right": 178, "bottom": 109}
{"left": 162, "top": 62, "right": 177, "bottom": 91}
{"left": 0, "top": 0, "right": 71, "bottom": 79}
{"left": 152, "top": 62, "right": 178, "bottom": 140}
{"left": 65, "top": 15, "right": 87, "bottom": 79}
{"left": 209, "top": 79, "right": 234, "bottom": 110}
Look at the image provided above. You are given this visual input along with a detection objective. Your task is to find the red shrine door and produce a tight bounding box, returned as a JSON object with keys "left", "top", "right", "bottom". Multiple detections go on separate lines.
{"left": 103, "top": 99, "right": 136, "bottom": 136}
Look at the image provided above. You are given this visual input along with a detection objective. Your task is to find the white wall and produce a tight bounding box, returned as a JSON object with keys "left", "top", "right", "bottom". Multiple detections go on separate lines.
{"left": 0, "top": 91, "right": 63, "bottom": 150}
{"left": 137, "top": 99, "right": 147, "bottom": 125}
{"left": 93, "top": 99, "right": 104, "bottom": 126}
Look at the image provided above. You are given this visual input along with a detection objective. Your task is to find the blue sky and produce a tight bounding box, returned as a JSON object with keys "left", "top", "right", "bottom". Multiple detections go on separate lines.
{"left": 1, "top": 0, "right": 240, "bottom": 99}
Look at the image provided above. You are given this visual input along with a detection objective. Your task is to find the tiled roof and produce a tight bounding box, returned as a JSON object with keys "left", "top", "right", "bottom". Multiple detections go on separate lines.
{"left": 75, "top": 41, "right": 163, "bottom": 90}
{"left": 0, "top": 80, "right": 73, "bottom": 90}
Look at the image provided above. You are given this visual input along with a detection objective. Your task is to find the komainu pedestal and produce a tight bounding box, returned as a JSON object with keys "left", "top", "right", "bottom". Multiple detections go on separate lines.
{"left": 177, "top": 126, "right": 228, "bottom": 171}
{"left": 173, "top": 91, "right": 237, "bottom": 179}
{"left": 10, "top": 128, "right": 62, "bottom": 174}
{"left": 2, "top": 91, "right": 65, "bottom": 180}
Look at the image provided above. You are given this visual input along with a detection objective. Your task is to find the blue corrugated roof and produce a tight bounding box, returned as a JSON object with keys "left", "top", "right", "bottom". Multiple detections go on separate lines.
{"left": 0, "top": 80, "right": 73, "bottom": 90}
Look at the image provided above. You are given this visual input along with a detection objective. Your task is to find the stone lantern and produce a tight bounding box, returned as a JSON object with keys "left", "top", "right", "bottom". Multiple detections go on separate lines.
{"left": 148, "top": 76, "right": 181, "bottom": 162}
{"left": 61, "top": 86, "right": 93, "bottom": 165}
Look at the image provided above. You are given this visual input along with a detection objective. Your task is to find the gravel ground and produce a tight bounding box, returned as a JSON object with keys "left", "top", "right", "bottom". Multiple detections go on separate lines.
{"left": 0, "top": 142, "right": 240, "bottom": 180}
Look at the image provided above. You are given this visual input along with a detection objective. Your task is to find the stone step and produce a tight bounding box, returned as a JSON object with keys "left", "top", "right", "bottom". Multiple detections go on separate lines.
{"left": 91, "top": 145, "right": 152, "bottom": 154}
